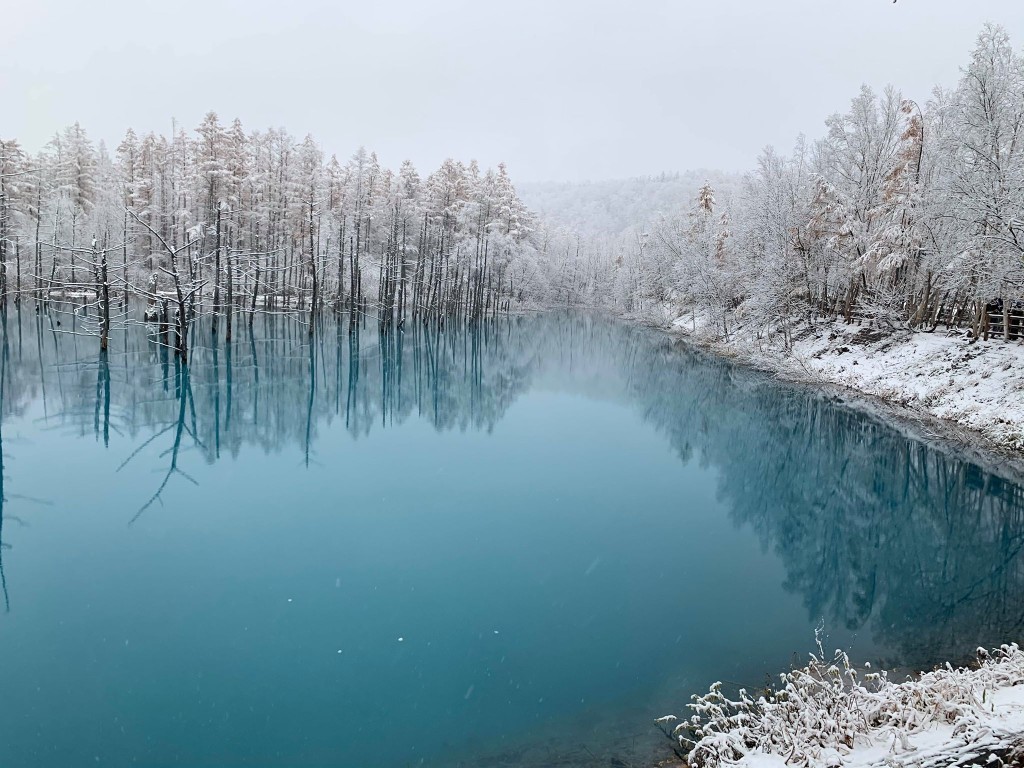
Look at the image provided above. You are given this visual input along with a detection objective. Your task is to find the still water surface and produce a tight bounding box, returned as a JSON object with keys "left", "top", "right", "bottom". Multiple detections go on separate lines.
{"left": 1, "top": 310, "right": 1022, "bottom": 767}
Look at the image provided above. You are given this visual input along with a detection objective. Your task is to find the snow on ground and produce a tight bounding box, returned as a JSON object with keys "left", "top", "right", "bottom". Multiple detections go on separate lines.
{"left": 787, "top": 324, "right": 1024, "bottom": 453}
{"left": 664, "top": 309, "right": 1024, "bottom": 456}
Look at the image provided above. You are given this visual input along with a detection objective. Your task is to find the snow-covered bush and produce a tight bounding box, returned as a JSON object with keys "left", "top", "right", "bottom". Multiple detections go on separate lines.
{"left": 659, "top": 636, "right": 1024, "bottom": 767}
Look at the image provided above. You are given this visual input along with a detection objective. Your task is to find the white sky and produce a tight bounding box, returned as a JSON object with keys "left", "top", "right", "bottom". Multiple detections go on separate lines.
{"left": 2, "top": 0, "right": 1022, "bottom": 182}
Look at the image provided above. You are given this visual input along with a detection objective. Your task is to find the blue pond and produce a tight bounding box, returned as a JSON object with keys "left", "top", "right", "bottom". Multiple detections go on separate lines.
{"left": 0, "top": 309, "right": 1022, "bottom": 767}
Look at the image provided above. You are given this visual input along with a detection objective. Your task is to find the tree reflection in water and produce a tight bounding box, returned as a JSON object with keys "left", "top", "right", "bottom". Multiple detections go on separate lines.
{"left": 632, "top": 336, "right": 1024, "bottom": 668}
{"left": 0, "top": 307, "right": 1022, "bottom": 670}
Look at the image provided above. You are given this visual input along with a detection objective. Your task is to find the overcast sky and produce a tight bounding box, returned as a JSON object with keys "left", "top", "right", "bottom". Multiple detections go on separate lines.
{"left": 2, "top": 0, "right": 1022, "bottom": 182}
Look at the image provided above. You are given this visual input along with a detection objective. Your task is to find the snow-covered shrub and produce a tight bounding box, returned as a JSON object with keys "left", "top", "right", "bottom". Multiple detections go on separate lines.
{"left": 660, "top": 636, "right": 1024, "bottom": 768}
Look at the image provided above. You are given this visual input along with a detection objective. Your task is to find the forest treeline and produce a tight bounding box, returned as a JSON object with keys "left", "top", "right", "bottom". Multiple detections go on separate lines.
{"left": 0, "top": 116, "right": 538, "bottom": 358}
{"left": 1, "top": 24, "right": 1022, "bottom": 357}
{"left": 542, "top": 24, "right": 1024, "bottom": 345}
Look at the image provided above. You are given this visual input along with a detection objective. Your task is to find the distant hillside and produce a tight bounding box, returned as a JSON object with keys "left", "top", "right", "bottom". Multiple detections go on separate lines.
{"left": 519, "top": 170, "right": 741, "bottom": 236}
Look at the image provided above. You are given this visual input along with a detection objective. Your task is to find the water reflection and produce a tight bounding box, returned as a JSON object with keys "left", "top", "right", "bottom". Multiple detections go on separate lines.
{"left": 1, "top": 308, "right": 1023, "bottom": 678}
{"left": 630, "top": 339, "right": 1024, "bottom": 668}
{"left": 0, "top": 310, "right": 10, "bottom": 612}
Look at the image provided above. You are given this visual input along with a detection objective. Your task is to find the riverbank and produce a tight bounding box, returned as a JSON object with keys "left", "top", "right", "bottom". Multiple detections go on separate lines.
{"left": 645, "top": 306, "right": 1024, "bottom": 467}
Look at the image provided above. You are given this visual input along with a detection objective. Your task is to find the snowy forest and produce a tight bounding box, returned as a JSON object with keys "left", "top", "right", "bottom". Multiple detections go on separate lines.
{"left": 0, "top": 118, "right": 538, "bottom": 360}
{"left": 536, "top": 23, "right": 1024, "bottom": 346}
{"left": 1, "top": 24, "right": 1023, "bottom": 354}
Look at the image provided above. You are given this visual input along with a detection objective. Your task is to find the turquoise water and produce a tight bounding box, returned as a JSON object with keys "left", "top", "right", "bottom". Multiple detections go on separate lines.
{"left": 1, "top": 309, "right": 1022, "bottom": 767}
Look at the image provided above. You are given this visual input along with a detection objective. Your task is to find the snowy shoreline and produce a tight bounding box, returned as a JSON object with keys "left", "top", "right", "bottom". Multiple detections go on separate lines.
{"left": 637, "top": 308, "right": 1024, "bottom": 478}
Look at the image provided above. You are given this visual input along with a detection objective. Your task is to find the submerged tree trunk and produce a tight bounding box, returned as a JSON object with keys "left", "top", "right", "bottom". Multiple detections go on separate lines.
{"left": 97, "top": 242, "right": 110, "bottom": 351}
